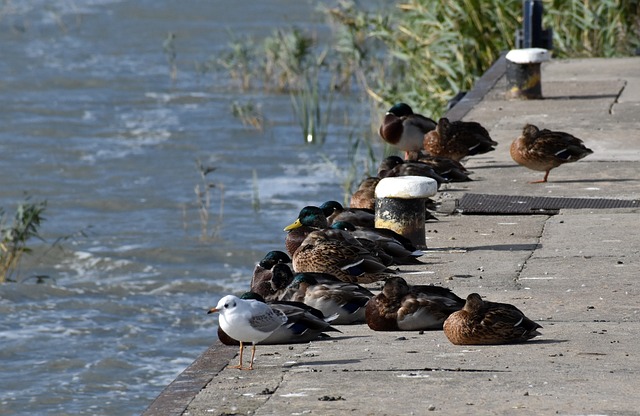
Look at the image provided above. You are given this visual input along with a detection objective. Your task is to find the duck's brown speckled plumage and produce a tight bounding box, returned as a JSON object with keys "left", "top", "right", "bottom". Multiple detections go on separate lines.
{"left": 417, "top": 153, "right": 473, "bottom": 182}
{"left": 510, "top": 124, "right": 593, "bottom": 183}
{"left": 349, "top": 177, "right": 380, "bottom": 210}
{"left": 365, "top": 277, "right": 464, "bottom": 331}
{"left": 423, "top": 117, "right": 497, "bottom": 161}
{"left": 292, "top": 230, "right": 392, "bottom": 284}
{"left": 443, "top": 293, "right": 542, "bottom": 345}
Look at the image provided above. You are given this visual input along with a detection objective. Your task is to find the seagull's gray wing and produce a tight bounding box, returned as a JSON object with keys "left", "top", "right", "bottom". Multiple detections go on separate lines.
{"left": 248, "top": 303, "right": 287, "bottom": 333}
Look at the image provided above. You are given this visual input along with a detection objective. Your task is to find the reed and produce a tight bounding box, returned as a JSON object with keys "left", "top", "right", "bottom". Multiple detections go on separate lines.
{"left": 231, "top": 100, "right": 265, "bottom": 132}
{"left": 0, "top": 200, "right": 47, "bottom": 283}
{"left": 194, "top": 159, "right": 224, "bottom": 242}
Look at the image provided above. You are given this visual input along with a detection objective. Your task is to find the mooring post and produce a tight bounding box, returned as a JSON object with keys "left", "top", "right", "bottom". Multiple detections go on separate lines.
{"left": 374, "top": 176, "right": 438, "bottom": 249}
{"left": 505, "top": 47, "right": 550, "bottom": 99}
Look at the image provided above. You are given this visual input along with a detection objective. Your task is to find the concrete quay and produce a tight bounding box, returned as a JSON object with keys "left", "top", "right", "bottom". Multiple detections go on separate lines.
{"left": 144, "top": 56, "right": 640, "bottom": 416}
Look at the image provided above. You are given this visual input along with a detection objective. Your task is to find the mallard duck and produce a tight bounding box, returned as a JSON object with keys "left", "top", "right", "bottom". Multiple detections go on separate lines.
{"left": 417, "top": 153, "right": 473, "bottom": 182}
{"left": 510, "top": 123, "right": 594, "bottom": 183}
{"left": 283, "top": 206, "right": 329, "bottom": 256}
{"left": 279, "top": 274, "right": 374, "bottom": 325}
{"left": 331, "top": 221, "right": 424, "bottom": 266}
{"left": 423, "top": 117, "right": 497, "bottom": 161}
{"left": 350, "top": 177, "right": 380, "bottom": 211}
{"left": 250, "top": 250, "right": 292, "bottom": 292}
{"left": 208, "top": 294, "right": 287, "bottom": 370}
{"left": 291, "top": 229, "right": 392, "bottom": 284}
{"left": 251, "top": 263, "right": 296, "bottom": 301}
{"left": 217, "top": 292, "right": 341, "bottom": 345}
{"left": 319, "top": 200, "right": 375, "bottom": 228}
{"left": 376, "top": 155, "right": 447, "bottom": 186}
{"left": 379, "top": 103, "right": 437, "bottom": 158}
{"left": 443, "top": 293, "right": 543, "bottom": 345}
{"left": 365, "top": 277, "right": 464, "bottom": 331}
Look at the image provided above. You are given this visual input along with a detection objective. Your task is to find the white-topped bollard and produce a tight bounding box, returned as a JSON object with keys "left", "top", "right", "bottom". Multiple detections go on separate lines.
{"left": 374, "top": 176, "right": 438, "bottom": 249}
{"left": 505, "top": 48, "right": 550, "bottom": 99}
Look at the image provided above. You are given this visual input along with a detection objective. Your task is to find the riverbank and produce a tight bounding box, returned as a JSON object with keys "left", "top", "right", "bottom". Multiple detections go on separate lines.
{"left": 145, "top": 55, "right": 640, "bottom": 416}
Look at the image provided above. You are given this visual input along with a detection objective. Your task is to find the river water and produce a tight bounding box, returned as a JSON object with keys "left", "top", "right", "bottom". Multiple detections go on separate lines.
{"left": 0, "top": 1, "right": 381, "bottom": 414}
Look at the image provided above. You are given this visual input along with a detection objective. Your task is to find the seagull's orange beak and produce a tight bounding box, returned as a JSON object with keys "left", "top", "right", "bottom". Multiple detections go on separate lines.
{"left": 207, "top": 307, "right": 219, "bottom": 314}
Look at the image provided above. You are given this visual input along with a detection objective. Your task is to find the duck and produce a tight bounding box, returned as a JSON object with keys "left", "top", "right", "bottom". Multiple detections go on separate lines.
{"left": 319, "top": 200, "right": 375, "bottom": 228}
{"left": 443, "top": 293, "right": 543, "bottom": 345}
{"left": 423, "top": 117, "right": 497, "bottom": 162}
{"left": 376, "top": 155, "right": 447, "bottom": 186}
{"left": 283, "top": 206, "right": 329, "bottom": 256}
{"left": 217, "top": 292, "right": 341, "bottom": 345}
{"left": 350, "top": 177, "right": 380, "bottom": 211}
{"left": 250, "top": 250, "right": 292, "bottom": 293}
{"left": 251, "top": 263, "right": 296, "bottom": 301}
{"left": 291, "top": 229, "right": 393, "bottom": 284}
{"left": 510, "top": 123, "right": 594, "bottom": 183}
{"left": 416, "top": 153, "right": 473, "bottom": 182}
{"left": 379, "top": 103, "right": 437, "bottom": 159}
{"left": 365, "top": 277, "right": 464, "bottom": 331}
{"left": 279, "top": 274, "right": 374, "bottom": 325}
{"left": 331, "top": 221, "right": 425, "bottom": 266}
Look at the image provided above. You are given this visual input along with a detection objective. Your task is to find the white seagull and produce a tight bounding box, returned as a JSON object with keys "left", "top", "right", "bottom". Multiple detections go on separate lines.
{"left": 208, "top": 294, "right": 287, "bottom": 370}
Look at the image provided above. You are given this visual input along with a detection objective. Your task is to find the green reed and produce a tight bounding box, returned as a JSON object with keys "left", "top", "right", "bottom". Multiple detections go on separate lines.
{"left": 0, "top": 199, "right": 47, "bottom": 283}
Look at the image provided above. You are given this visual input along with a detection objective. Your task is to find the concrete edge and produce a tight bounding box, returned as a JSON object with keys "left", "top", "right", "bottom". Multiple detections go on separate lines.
{"left": 445, "top": 51, "right": 507, "bottom": 121}
{"left": 142, "top": 342, "right": 236, "bottom": 416}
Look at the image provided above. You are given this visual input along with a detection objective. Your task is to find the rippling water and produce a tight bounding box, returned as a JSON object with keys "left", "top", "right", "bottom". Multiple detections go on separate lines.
{"left": 0, "top": 1, "right": 380, "bottom": 414}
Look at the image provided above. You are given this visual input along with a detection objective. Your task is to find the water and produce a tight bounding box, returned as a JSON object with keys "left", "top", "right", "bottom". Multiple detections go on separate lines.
{"left": 0, "top": 1, "right": 381, "bottom": 414}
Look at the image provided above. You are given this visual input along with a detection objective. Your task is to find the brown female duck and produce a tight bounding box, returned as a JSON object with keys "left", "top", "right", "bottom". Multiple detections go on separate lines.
{"left": 510, "top": 123, "right": 593, "bottom": 183}
{"left": 443, "top": 293, "right": 542, "bottom": 345}
{"left": 423, "top": 117, "right": 497, "bottom": 161}
{"left": 365, "top": 277, "right": 464, "bottom": 331}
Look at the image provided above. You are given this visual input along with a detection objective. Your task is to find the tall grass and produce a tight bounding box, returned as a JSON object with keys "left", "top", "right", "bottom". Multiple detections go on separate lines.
{"left": 547, "top": 0, "right": 640, "bottom": 57}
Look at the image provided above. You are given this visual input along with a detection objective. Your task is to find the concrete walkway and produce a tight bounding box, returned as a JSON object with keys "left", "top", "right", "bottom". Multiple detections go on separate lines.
{"left": 144, "top": 56, "right": 640, "bottom": 416}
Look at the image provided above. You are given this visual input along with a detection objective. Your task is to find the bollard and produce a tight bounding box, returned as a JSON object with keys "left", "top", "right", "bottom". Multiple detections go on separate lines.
{"left": 505, "top": 48, "right": 550, "bottom": 99}
{"left": 374, "top": 176, "right": 438, "bottom": 249}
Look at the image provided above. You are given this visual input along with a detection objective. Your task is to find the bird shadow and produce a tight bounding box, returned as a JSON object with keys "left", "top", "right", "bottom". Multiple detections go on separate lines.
{"left": 546, "top": 178, "right": 637, "bottom": 184}
{"left": 290, "top": 358, "right": 363, "bottom": 367}
{"left": 465, "top": 244, "right": 540, "bottom": 252}
{"left": 527, "top": 338, "right": 569, "bottom": 345}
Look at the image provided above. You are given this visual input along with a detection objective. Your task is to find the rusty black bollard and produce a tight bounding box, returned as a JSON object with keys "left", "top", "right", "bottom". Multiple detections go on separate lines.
{"left": 505, "top": 48, "right": 550, "bottom": 100}
{"left": 374, "top": 176, "right": 437, "bottom": 249}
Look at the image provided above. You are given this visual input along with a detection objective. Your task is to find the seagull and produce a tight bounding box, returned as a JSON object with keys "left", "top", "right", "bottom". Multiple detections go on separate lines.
{"left": 208, "top": 294, "right": 287, "bottom": 370}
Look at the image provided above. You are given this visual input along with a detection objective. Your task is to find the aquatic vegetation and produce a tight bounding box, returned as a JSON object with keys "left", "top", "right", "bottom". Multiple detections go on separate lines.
{"left": 163, "top": 31, "right": 178, "bottom": 83}
{"left": 231, "top": 100, "right": 265, "bottom": 132}
{"left": 0, "top": 199, "right": 47, "bottom": 283}
{"left": 193, "top": 159, "right": 224, "bottom": 242}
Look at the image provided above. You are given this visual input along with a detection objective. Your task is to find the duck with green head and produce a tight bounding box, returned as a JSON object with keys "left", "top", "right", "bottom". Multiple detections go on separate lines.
{"left": 379, "top": 103, "right": 437, "bottom": 159}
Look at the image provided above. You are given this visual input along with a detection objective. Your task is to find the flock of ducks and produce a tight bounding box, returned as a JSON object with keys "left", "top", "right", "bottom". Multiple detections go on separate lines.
{"left": 208, "top": 102, "right": 591, "bottom": 370}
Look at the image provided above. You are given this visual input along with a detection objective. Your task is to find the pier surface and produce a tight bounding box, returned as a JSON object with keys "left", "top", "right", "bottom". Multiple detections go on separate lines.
{"left": 145, "top": 56, "right": 640, "bottom": 416}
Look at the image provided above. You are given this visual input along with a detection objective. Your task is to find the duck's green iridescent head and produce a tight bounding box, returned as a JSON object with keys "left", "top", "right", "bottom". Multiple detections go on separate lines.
{"left": 291, "top": 273, "right": 318, "bottom": 288}
{"left": 258, "top": 250, "right": 291, "bottom": 268}
{"left": 330, "top": 221, "right": 357, "bottom": 232}
{"left": 319, "top": 200, "right": 344, "bottom": 217}
{"left": 284, "top": 206, "right": 327, "bottom": 231}
{"left": 240, "top": 291, "right": 266, "bottom": 302}
{"left": 387, "top": 103, "right": 414, "bottom": 117}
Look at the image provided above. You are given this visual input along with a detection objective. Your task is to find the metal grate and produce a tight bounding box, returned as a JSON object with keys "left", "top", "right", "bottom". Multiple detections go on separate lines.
{"left": 455, "top": 193, "right": 640, "bottom": 215}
